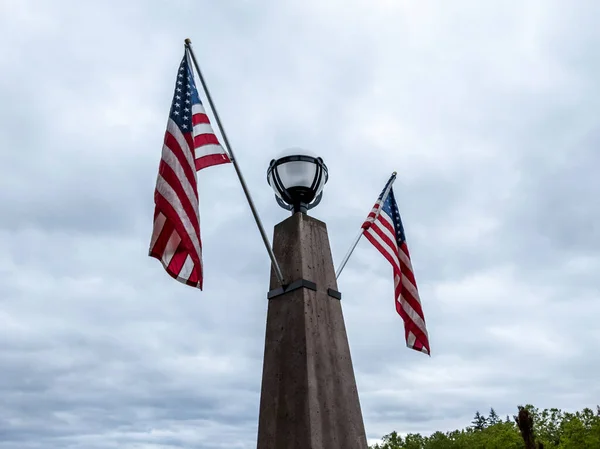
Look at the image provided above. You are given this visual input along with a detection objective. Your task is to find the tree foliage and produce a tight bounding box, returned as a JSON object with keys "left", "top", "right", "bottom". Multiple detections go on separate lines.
{"left": 370, "top": 405, "right": 600, "bottom": 449}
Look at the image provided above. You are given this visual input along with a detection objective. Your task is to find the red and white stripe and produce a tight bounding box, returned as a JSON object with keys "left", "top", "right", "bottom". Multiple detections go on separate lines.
{"left": 192, "top": 103, "right": 230, "bottom": 170}
{"left": 149, "top": 119, "right": 204, "bottom": 288}
{"left": 363, "top": 201, "right": 431, "bottom": 355}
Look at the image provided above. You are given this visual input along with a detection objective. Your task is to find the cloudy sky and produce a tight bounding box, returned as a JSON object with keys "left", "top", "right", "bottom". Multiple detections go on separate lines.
{"left": 1, "top": 0, "right": 599, "bottom": 447}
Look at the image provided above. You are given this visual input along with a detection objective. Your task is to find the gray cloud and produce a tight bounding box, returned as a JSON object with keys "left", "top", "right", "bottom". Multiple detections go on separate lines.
{"left": 1, "top": 0, "right": 599, "bottom": 447}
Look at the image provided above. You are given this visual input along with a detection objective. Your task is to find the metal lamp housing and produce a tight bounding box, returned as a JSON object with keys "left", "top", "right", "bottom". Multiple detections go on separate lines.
{"left": 267, "top": 150, "right": 328, "bottom": 214}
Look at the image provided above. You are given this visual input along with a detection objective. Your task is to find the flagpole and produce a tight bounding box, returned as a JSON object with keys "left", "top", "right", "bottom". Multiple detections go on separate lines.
{"left": 335, "top": 172, "right": 397, "bottom": 279}
{"left": 184, "top": 38, "right": 286, "bottom": 287}
{"left": 335, "top": 229, "right": 364, "bottom": 279}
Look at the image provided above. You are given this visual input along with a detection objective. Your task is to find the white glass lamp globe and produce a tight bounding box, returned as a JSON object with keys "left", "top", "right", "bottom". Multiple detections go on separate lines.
{"left": 266, "top": 148, "right": 328, "bottom": 214}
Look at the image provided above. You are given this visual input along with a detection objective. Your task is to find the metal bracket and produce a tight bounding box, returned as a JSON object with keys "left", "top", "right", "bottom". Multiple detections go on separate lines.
{"left": 267, "top": 280, "right": 342, "bottom": 301}
{"left": 267, "top": 279, "right": 317, "bottom": 299}
{"left": 327, "top": 288, "right": 342, "bottom": 300}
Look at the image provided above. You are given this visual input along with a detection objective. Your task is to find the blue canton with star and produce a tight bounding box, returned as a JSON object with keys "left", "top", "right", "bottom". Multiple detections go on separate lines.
{"left": 169, "top": 53, "right": 202, "bottom": 132}
{"left": 381, "top": 188, "right": 407, "bottom": 246}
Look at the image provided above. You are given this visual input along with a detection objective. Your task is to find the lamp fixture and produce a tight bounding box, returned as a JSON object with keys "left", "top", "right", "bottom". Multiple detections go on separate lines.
{"left": 267, "top": 148, "right": 328, "bottom": 214}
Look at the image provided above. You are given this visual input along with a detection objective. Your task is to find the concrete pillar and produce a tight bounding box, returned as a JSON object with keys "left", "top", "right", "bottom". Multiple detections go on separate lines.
{"left": 256, "top": 212, "right": 368, "bottom": 449}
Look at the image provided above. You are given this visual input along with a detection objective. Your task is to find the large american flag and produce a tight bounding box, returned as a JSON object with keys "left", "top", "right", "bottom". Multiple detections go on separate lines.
{"left": 148, "top": 49, "right": 230, "bottom": 289}
{"left": 362, "top": 175, "right": 430, "bottom": 355}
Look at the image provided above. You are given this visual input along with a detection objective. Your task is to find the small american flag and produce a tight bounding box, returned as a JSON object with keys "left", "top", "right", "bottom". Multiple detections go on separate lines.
{"left": 149, "top": 49, "right": 230, "bottom": 289}
{"left": 362, "top": 174, "right": 430, "bottom": 355}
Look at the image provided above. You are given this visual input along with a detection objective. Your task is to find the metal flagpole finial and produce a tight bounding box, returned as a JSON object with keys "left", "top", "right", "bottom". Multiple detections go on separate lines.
{"left": 185, "top": 38, "right": 192, "bottom": 45}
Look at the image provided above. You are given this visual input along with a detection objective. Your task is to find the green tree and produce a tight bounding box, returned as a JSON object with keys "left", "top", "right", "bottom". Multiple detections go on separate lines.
{"left": 558, "top": 408, "right": 600, "bottom": 449}
{"left": 403, "top": 433, "right": 425, "bottom": 449}
{"left": 483, "top": 421, "right": 523, "bottom": 449}
{"left": 536, "top": 407, "right": 563, "bottom": 447}
{"left": 424, "top": 431, "right": 452, "bottom": 449}
{"left": 488, "top": 408, "right": 500, "bottom": 425}
{"left": 559, "top": 412, "right": 587, "bottom": 449}
{"left": 471, "top": 411, "right": 487, "bottom": 431}
{"left": 372, "top": 431, "right": 403, "bottom": 449}
{"left": 369, "top": 404, "right": 600, "bottom": 449}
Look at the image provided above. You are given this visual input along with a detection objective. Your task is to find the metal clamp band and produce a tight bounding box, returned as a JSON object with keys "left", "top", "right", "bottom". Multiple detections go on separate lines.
{"left": 267, "top": 280, "right": 342, "bottom": 300}
{"left": 267, "top": 279, "right": 317, "bottom": 299}
{"left": 327, "top": 288, "right": 342, "bottom": 300}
